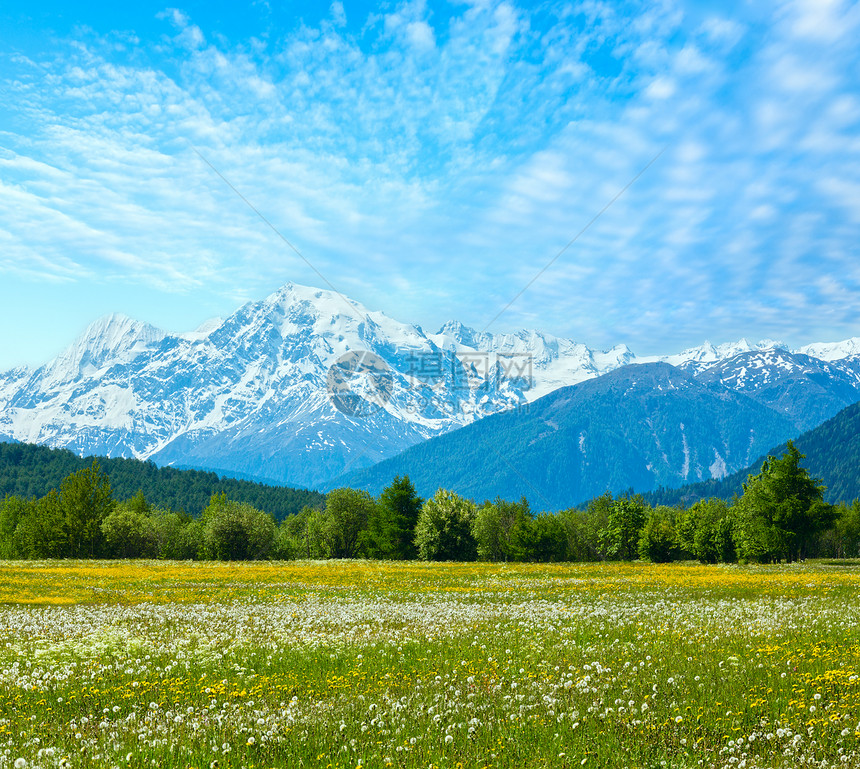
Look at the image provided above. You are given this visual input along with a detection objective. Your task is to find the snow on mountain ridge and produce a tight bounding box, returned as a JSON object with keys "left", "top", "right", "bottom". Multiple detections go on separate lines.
{"left": 0, "top": 282, "right": 528, "bottom": 484}
{"left": 800, "top": 337, "right": 860, "bottom": 362}
{"left": 38, "top": 313, "right": 167, "bottom": 390}
{"left": 643, "top": 338, "right": 789, "bottom": 370}
{"left": 179, "top": 317, "right": 224, "bottom": 341}
{"left": 2, "top": 279, "right": 860, "bottom": 487}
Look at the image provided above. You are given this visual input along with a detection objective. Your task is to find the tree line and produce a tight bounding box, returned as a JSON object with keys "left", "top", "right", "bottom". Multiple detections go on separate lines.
{"left": 0, "top": 441, "right": 323, "bottom": 519}
{"left": 1, "top": 441, "right": 859, "bottom": 562}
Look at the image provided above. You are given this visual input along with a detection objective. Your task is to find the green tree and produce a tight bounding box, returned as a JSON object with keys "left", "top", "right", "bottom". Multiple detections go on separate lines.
{"left": 675, "top": 504, "right": 699, "bottom": 557}
{"left": 302, "top": 506, "right": 333, "bottom": 559}
{"left": 511, "top": 512, "right": 568, "bottom": 563}
{"left": 638, "top": 506, "right": 680, "bottom": 563}
{"left": 61, "top": 459, "right": 115, "bottom": 558}
{"left": 127, "top": 489, "right": 151, "bottom": 516}
{"left": 687, "top": 498, "right": 736, "bottom": 564}
{"left": 150, "top": 509, "right": 199, "bottom": 560}
{"left": 14, "top": 491, "right": 67, "bottom": 559}
{"left": 472, "top": 497, "right": 530, "bottom": 562}
{"left": 735, "top": 442, "right": 834, "bottom": 562}
{"left": 363, "top": 477, "right": 423, "bottom": 559}
{"left": 101, "top": 506, "right": 157, "bottom": 558}
{"left": 557, "top": 493, "right": 614, "bottom": 562}
{"left": 278, "top": 505, "right": 330, "bottom": 559}
{"left": 202, "top": 494, "right": 276, "bottom": 560}
{"left": 0, "top": 495, "right": 29, "bottom": 559}
{"left": 833, "top": 500, "right": 860, "bottom": 558}
{"left": 415, "top": 489, "right": 477, "bottom": 561}
{"left": 321, "top": 488, "right": 376, "bottom": 559}
{"left": 599, "top": 496, "right": 647, "bottom": 560}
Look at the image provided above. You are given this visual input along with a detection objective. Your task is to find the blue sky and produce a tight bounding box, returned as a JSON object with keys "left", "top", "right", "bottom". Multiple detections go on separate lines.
{"left": 1, "top": 0, "right": 859, "bottom": 369}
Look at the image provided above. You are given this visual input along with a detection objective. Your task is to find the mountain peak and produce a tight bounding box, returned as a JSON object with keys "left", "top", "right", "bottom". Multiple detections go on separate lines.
{"left": 434, "top": 320, "right": 484, "bottom": 349}
{"left": 602, "top": 342, "right": 635, "bottom": 358}
{"left": 261, "top": 281, "right": 375, "bottom": 326}
{"left": 799, "top": 337, "right": 860, "bottom": 362}
{"left": 43, "top": 313, "right": 166, "bottom": 381}
{"left": 2, "top": 279, "right": 859, "bottom": 493}
{"left": 73, "top": 312, "right": 164, "bottom": 358}
{"left": 437, "top": 319, "right": 467, "bottom": 335}
{"left": 268, "top": 280, "right": 326, "bottom": 306}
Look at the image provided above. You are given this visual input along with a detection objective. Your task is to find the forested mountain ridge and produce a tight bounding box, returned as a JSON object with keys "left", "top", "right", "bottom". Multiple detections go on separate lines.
{"left": 0, "top": 441, "right": 323, "bottom": 519}
{"left": 332, "top": 363, "right": 801, "bottom": 509}
{"left": 643, "top": 398, "right": 860, "bottom": 507}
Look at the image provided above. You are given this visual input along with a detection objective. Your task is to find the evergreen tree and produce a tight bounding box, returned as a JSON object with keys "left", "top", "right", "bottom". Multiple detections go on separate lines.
{"left": 128, "top": 489, "right": 151, "bottom": 515}
{"left": 363, "top": 476, "right": 423, "bottom": 559}
{"left": 0, "top": 442, "right": 324, "bottom": 520}
{"left": 61, "top": 460, "right": 114, "bottom": 558}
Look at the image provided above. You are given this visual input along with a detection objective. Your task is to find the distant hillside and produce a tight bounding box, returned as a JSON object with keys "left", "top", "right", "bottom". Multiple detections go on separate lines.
{"left": 0, "top": 441, "right": 324, "bottom": 519}
{"left": 332, "top": 363, "right": 798, "bottom": 510}
{"left": 643, "top": 399, "right": 860, "bottom": 507}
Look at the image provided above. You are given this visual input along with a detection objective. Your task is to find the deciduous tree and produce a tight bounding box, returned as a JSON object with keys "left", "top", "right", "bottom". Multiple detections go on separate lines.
{"left": 415, "top": 489, "right": 477, "bottom": 561}
{"left": 735, "top": 442, "right": 834, "bottom": 562}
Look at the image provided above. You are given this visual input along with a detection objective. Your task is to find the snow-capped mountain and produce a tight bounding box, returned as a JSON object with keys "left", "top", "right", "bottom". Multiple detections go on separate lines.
{"left": 431, "top": 321, "right": 635, "bottom": 401}
{"left": 799, "top": 338, "right": 860, "bottom": 362}
{"left": 693, "top": 349, "right": 860, "bottom": 431}
{"left": 651, "top": 338, "right": 789, "bottom": 371}
{"left": 331, "top": 362, "right": 803, "bottom": 508}
{"left": 1, "top": 280, "right": 859, "bottom": 489}
{"left": 0, "top": 284, "right": 527, "bottom": 487}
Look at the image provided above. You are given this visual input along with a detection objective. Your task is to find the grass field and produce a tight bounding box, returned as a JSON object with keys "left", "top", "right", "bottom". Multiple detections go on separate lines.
{"left": 0, "top": 560, "right": 859, "bottom": 768}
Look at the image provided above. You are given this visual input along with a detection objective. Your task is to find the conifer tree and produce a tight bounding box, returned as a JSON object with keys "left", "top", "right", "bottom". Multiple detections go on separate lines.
{"left": 61, "top": 460, "right": 114, "bottom": 558}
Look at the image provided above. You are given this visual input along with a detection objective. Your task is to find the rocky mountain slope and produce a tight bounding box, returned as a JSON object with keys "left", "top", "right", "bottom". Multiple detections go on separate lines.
{"left": 1, "top": 280, "right": 859, "bottom": 490}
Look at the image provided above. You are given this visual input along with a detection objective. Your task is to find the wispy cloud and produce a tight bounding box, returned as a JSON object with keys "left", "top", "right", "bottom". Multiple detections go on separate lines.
{"left": 1, "top": 0, "right": 859, "bottom": 368}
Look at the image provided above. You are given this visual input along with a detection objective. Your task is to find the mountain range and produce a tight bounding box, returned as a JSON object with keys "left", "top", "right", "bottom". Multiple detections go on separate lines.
{"left": 331, "top": 361, "right": 823, "bottom": 508}
{"left": 1, "top": 281, "right": 859, "bottom": 498}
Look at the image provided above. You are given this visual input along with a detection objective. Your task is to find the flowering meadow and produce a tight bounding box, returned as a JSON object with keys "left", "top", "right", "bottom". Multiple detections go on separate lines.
{"left": 0, "top": 560, "right": 859, "bottom": 769}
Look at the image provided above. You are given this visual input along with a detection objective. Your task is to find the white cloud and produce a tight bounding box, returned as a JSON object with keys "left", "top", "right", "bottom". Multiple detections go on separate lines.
{"left": 1, "top": 0, "right": 860, "bottom": 367}
{"left": 699, "top": 16, "right": 744, "bottom": 46}
{"left": 644, "top": 76, "right": 676, "bottom": 99}
{"left": 786, "top": 0, "right": 860, "bottom": 42}
{"left": 330, "top": 2, "right": 347, "bottom": 28}
{"left": 406, "top": 21, "right": 435, "bottom": 51}
{"left": 674, "top": 45, "right": 713, "bottom": 75}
